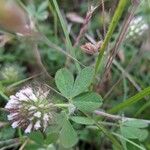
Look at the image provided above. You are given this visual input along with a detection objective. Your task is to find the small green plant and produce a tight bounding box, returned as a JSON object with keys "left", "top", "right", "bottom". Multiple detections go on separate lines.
{"left": 0, "top": 0, "right": 150, "bottom": 149}
{"left": 0, "top": 63, "right": 25, "bottom": 84}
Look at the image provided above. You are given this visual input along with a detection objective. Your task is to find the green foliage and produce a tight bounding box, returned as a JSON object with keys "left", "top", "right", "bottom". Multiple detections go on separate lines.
{"left": 27, "top": 1, "right": 49, "bottom": 21}
{"left": 94, "top": 0, "right": 127, "bottom": 75}
{"left": 55, "top": 68, "right": 74, "bottom": 98}
{"left": 73, "top": 92, "right": 102, "bottom": 112}
{"left": 59, "top": 114, "right": 78, "bottom": 148}
{"left": 71, "top": 116, "right": 94, "bottom": 125}
{"left": 0, "top": 0, "right": 150, "bottom": 149}
{"left": 113, "top": 133, "right": 146, "bottom": 150}
{"left": 109, "top": 86, "right": 150, "bottom": 113}
{"left": 0, "top": 126, "right": 15, "bottom": 140}
{"left": 120, "top": 126, "right": 148, "bottom": 142}
{"left": 120, "top": 119, "right": 149, "bottom": 143}
{"left": 45, "top": 133, "right": 58, "bottom": 145}
{"left": 122, "top": 119, "right": 148, "bottom": 128}
{"left": 55, "top": 67, "right": 94, "bottom": 99}
{"left": 71, "top": 67, "right": 94, "bottom": 97}
{"left": 0, "top": 63, "right": 25, "bottom": 84}
{"left": 28, "top": 131, "right": 44, "bottom": 145}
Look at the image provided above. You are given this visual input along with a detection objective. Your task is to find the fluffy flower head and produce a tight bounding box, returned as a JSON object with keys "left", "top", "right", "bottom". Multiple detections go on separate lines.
{"left": 5, "top": 85, "right": 55, "bottom": 133}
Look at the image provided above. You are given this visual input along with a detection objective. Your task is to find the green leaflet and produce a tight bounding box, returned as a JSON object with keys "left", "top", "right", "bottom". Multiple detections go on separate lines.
{"left": 73, "top": 92, "right": 102, "bottom": 112}
{"left": 59, "top": 115, "right": 78, "bottom": 148}
{"left": 71, "top": 116, "right": 94, "bottom": 125}
{"left": 55, "top": 68, "right": 74, "bottom": 98}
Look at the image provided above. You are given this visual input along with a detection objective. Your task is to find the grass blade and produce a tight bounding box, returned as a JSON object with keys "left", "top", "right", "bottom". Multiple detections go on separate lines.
{"left": 51, "top": 0, "right": 81, "bottom": 72}
{"left": 94, "top": 0, "right": 127, "bottom": 77}
{"left": 113, "top": 132, "right": 146, "bottom": 150}
{"left": 108, "top": 87, "right": 150, "bottom": 113}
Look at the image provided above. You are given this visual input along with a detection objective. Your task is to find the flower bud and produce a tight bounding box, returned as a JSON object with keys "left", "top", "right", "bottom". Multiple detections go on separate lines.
{"left": 81, "top": 41, "right": 102, "bottom": 54}
{"left": 68, "top": 104, "right": 76, "bottom": 115}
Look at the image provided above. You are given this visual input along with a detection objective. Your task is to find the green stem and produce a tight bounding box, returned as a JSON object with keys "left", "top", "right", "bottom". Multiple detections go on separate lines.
{"left": 18, "top": 128, "right": 23, "bottom": 142}
{"left": 94, "top": 0, "right": 127, "bottom": 78}
{"left": 48, "top": 1, "right": 58, "bottom": 38}
{"left": 113, "top": 132, "right": 145, "bottom": 150}
{"left": 54, "top": 103, "right": 69, "bottom": 108}
{"left": 0, "top": 90, "right": 9, "bottom": 101}
{"left": 83, "top": 112, "right": 122, "bottom": 149}
{"left": 52, "top": 0, "right": 81, "bottom": 72}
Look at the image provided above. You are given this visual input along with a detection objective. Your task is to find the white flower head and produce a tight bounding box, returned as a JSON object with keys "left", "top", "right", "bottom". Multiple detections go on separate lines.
{"left": 126, "top": 16, "right": 149, "bottom": 40}
{"left": 5, "top": 85, "right": 56, "bottom": 133}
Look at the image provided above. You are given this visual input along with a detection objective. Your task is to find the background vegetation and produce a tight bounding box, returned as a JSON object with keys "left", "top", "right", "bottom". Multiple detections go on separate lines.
{"left": 0, "top": 0, "right": 150, "bottom": 149}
